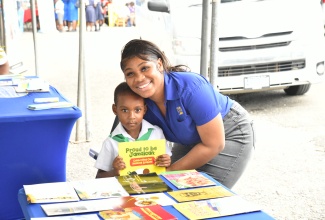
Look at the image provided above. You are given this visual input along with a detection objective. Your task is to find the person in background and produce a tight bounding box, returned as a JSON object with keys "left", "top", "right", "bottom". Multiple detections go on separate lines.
{"left": 119, "top": 39, "right": 255, "bottom": 189}
{"left": 0, "top": 47, "right": 9, "bottom": 75}
{"left": 54, "top": 0, "right": 65, "bottom": 32}
{"left": 62, "top": 0, "right": 79, "bottom": 32}
{"left": 94, "top": 0, "right": 104, "bottom": 31}
{"left": 17, "top": 1, "right": 24, "bottom": 33}
{"left": 114, "top": 2, "right": 130, "bottom": 27}
{"left": 85, "top": 0, "right": 97, "bottom": 31}
{"left": 128, "top": 1, "right": 135, "bottom": 26}
{"left": 95, "top": 82, "right": 171, "bottom": 178}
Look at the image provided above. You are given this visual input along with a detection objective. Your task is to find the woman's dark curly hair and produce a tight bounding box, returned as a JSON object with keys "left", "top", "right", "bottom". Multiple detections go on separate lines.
{"left": 120, "top": 39, "right": 190, "bottom": 73}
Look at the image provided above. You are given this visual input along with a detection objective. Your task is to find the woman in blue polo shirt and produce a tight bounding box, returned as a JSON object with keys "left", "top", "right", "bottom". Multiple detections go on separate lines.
{"left": 119, "top": 39, "right": 255, "bottom": 189}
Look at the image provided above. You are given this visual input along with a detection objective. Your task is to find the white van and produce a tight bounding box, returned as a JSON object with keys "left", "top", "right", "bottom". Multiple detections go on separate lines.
{"left": 137, "top": 0, "right": 325, "bottom": 95}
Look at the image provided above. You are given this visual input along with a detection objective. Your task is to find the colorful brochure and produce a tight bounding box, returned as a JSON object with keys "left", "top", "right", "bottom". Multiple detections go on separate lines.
{"left": 99, "top": 205, "right": 177, "bottom": 220}
{"left": 41, "top": 198, "right": 120, "bottom": 216}
{"left": 119, "top": 193, "right": 176, "bottom": 208}
{"left": 173, "top": 196, "right": 261, "bottom": 219}
{"left": 167, "top": 186, "right": 234, "bottom": 202}
{"left": 116, "top": 173, "right": 171, "bottom": 194}
{"left": 71, "top": 177, "right": 129, "bottom": 200}
{"left": 23, "top": 182, "right": 79, "bottom": 204}
{"left": 161, "top": 170, "right": 216, "bottom": 189}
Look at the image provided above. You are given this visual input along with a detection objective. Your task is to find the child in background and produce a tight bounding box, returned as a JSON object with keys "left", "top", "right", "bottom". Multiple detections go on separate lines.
{"left": 54, "top": 0, "right": 65, "bottom": 32}
{"left": 95, "top": 82, "right": 171, "bottom": 178}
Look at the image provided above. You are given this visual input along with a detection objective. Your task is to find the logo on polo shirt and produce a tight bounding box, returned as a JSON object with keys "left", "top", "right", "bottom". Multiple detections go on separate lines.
{"left": 176, "top": 106, "right": 183, "bottom": 115}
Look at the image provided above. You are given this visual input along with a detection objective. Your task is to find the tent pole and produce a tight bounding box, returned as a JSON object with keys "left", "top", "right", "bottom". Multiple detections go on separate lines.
{"left": 210, "top": 0, "right": 219, "bottom": 89}
{"left": 200, "top": 0, "right": 210, "bottom": 78}
{"left": 75, "top": 0, "right": 91, "bottom": 142}
{"left": 30, "top": 0, "right": 39, "bottom": 76}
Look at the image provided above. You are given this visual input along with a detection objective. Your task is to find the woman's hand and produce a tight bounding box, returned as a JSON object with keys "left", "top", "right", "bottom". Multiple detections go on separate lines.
{"left": 155, "top": 154, "right": 171, "bottom": 168}
{"left": 168, "top": 114, "right": 225, "bottom": 171}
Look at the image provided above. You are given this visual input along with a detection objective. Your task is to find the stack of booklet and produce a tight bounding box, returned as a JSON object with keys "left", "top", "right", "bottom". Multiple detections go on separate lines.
{"left": 23, "top": 175, "right": 176, "bottom": 219}
{"left": 23, "top": 170, "right": 261, "bottom": 219}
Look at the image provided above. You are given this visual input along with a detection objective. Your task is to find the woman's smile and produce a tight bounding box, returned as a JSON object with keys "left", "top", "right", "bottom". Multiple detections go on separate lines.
{"left": 137, "top": 81, "right": 152, "bottom": 90}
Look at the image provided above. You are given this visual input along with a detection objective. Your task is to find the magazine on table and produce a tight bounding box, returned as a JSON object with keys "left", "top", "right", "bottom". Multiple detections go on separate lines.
{"left": 23, "top": 182, "right": 79, "bottom": 204}
{"left": 41, "top": 198, "right": 122, "bottom": 216}
{"left": 99, "top": 205, "right": 177, "bottom": 220}
{"left": 167, "top": 186, "right": 234, "bottom": 202}
{"left": 118, "top": 193, "right": 177, "bottom": 208}
{"left": 116, "top": 173, "right": 171, "bottom": 194}
{"left": 71, "top": 177, "right": 129, "bottom": 200}
{"left": 161, "top": 169, "right": 216, "bottom": 189}
{"left": 173, "top": 195, "right": 261, "bottom": 219}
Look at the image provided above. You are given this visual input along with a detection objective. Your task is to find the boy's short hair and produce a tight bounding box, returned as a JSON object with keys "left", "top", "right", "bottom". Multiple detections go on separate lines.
{"left": 114, "top": 82, "right": 143, "bottom": 104}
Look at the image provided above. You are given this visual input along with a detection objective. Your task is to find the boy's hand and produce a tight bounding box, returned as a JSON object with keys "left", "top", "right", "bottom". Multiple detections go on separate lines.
{"left": 113, "top": 156, "right": 126, "bottom": 174}
{"left": 155, "top": 154, "right": 171, "bottom": 167}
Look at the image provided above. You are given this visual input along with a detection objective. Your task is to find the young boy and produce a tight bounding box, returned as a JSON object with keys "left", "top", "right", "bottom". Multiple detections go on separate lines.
{"left": 95, "top": 82, "right": 171, "bottom": 178}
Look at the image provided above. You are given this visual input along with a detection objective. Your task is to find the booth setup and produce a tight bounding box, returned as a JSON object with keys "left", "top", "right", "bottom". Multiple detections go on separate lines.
{"left": 0, "top": 85, "right": 81, "bottom": 219}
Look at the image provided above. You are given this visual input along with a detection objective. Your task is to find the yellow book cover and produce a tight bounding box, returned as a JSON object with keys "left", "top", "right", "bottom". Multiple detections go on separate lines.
{"left": 118, "top": 139, "right": 166, "bottom": 176}
{"left": 167, "top": 186, "right": 234, "bottom": 202}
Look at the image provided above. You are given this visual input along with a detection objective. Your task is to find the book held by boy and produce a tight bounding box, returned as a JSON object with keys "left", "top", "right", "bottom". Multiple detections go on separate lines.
{"left": 161, "top": 170, "right": 216, "bottom": 189}
{"left": 118, "top": 139, "right": 166, "bottom": 176}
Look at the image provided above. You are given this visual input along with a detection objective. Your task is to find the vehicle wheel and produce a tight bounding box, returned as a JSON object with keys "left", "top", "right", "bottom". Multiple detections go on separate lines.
{"left": 284, "top": 84, "right": 311, "bottom": 95}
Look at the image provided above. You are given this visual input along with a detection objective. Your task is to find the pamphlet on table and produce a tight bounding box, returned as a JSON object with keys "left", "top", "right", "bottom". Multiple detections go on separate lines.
{"left": 119, "top": 193, "right": 176, "bottom": 208}
{"left": 99, "top": 205, "right": 177, "bottom": 220}
{"left": 71, "top": 177, "right": 129, "bottom": 200}
{"left": 116, "top": 173, "right": 171, "bottom": 194}
{"left": 41, "top": 193, "right": 176, "bottom": 217}
{"left": 173, "top": 195, "right": 261, "bottom": 219}
{"left": 41, "top": 198, "right": 121, "bottom": 216}
{"left": 167, "top": 186, "right": 234, "bottom": 202}
{"left": 23, "top": 182, "right": 79, "bottom": 204}
{"left": 161, "top": 169, "right": 216, "bottom": 189}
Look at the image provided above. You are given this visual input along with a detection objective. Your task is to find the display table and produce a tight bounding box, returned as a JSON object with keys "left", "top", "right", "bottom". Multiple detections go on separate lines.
{"left": 18, "top": 174, "right": 275, "bottom": 220}
{"left": 0, "top": 85, "right": 82, "bottom": 220}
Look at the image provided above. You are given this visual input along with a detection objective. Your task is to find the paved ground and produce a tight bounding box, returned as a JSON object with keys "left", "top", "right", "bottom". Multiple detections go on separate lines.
{"left": 17, "top": 25, "right": 325, "bottom": 220}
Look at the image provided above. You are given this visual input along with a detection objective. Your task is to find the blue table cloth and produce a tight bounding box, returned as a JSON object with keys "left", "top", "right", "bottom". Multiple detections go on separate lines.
{"left": 0, "top": 85, "right": 82, "bottom": 219}
{"left": 18, "top": 173, "right": 275, "bottom": 220}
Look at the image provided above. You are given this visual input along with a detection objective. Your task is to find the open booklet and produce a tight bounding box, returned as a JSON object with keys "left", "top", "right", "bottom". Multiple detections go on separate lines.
{"left": 71, "top": 178, "right": 129, "bottom": 200}
{"left": 23, "top": 182, "right": 80, "bottom": 204}
{"left": 41, "top": 193, "right": 176, "bottom": 217}
{"left": 24, "top": 177, "right": 130, "bottom": 204}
